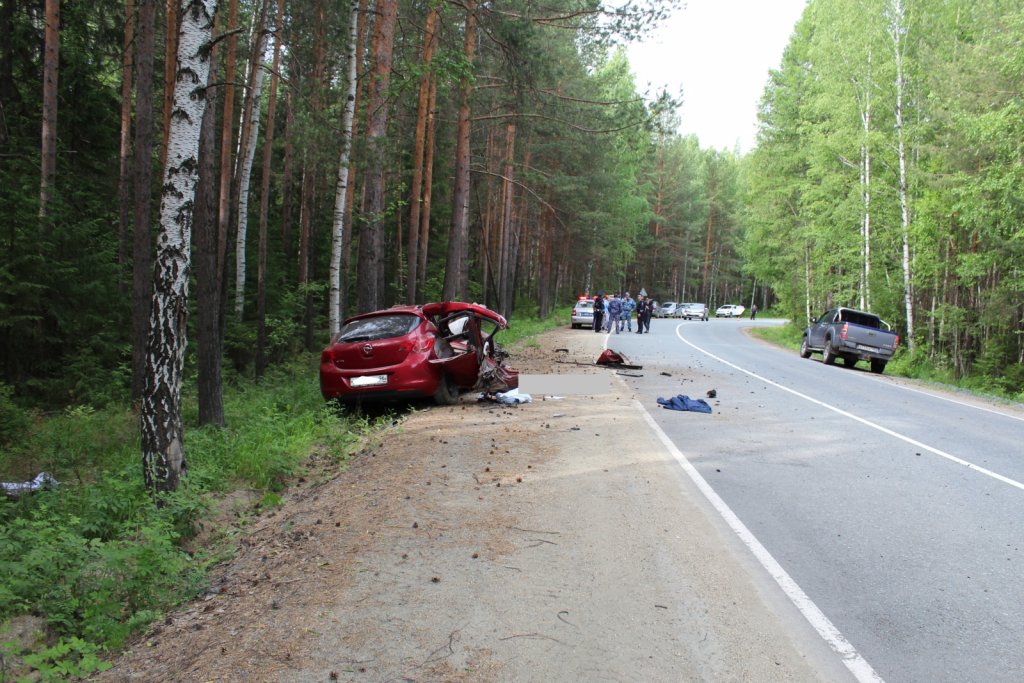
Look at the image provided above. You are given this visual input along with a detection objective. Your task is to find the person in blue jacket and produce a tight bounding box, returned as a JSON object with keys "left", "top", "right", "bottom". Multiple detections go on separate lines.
{"left": 606, "top": 293, "right": 623, "bottom": 333}
{"left": 621, "top": 292, "right": 636, "bottom": 332}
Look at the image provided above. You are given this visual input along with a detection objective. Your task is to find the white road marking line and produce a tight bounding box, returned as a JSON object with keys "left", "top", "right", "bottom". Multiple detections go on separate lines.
{"left": 634, "top": 401, "right": 884, "bottom": 683}
{"left": 675, "top": 330, "right": 1024, "bottom": 493}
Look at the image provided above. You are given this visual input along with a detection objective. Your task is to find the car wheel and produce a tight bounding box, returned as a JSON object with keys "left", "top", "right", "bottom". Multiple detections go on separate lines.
{"left": 842, "top": 355, "right": 856, "bottom": 367}
{"left": 433, "top": 374, "right": 460, "bottom": 405}
{"left": 823, "top": 338, "right": 837, "bottom": 365}
{"left": 799, "top": 336, "right": 812, "bottom": 358}
{"left": 870, "top": 359, "right": 887, "bottom": 374}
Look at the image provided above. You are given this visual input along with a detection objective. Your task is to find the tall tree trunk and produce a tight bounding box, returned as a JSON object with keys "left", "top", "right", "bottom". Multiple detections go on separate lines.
{"left": 356, "top": 0, "right": 398, "bottom": 312}
{"left": 142, "top": 0, "right": 218, "bottom": 496}
{"left": 443, "top": 1, "right": 476, "bottom": 301}
{"left": 216, "top": 0, "right": 239, "bottom": 316}
{"left": 256, "top": 0, "right": 283, "bottom": 379}
{"left": 233, "top": 0, "right": 274, "bottom": 319}
{"left": 888, "top": 0, "right": 914, "bottom": 350}
{"left": 300, "top": 0, "right": 326, "bottom": 348}
{"left": 194, "top": 49, "right": 224, "bottom": 427}
{"left": 39, "top": 0, "right": 58, "bottom": 228}
{"left": 159, "top": 0, "right": 179, "bottom": 171}
{"left": 339, "top": 0, "right": 370, "bottom": 322}
{"left": 405, "top": 7, "right": 438, "bottom": 304}
{"left": 131, "top": 0, "right": 157, "bottom": 403}
{"left": 497, "top": 121, "right": 516, "bottom": 316}
{"left": 416, "top": 72, "right": 438, "bottom": 299}
{"left": 117, "top": 0, "right": 136, "bottom": 285}
{"left": 279, "top": 88, "right": 295, "bottom": 281}
{"left": 328, "top": 0, "right": 360, "bottom": 335}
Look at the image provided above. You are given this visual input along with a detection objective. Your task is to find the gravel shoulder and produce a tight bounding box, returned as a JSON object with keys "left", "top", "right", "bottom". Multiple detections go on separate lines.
{"left": 99, "top": 326, "right": 846, "bottom": 682}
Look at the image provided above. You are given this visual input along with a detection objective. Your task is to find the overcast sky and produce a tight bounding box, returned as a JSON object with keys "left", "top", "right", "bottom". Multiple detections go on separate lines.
{"left": 626, "top": 0, "right": 808, "bottom": 153}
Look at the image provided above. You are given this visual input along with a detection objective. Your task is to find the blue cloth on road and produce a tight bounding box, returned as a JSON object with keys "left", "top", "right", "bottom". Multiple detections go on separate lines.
{"left": 657, "top": 395, "right": 712, "bottom": 413}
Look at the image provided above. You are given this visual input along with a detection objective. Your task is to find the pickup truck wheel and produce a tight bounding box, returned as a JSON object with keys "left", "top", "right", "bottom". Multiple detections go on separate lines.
{"left": 822, "top": 338, "right": 837, "bottom": 365}
{"left": 870, "top": 359, "right": 887, "bottom": 374}
{"left": 799, "top": 336, "right": 812, "bottom": 358}
{"left": 842, "top": 356, "right": 856, "bottom": 367}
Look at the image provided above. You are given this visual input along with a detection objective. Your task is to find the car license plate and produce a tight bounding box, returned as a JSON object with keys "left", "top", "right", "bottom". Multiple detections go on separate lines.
{"left": 351, "top": 374, "right": 388, "bottom": 387}
{"left": 857, "top": 344, "right": 878, "bottom": 353}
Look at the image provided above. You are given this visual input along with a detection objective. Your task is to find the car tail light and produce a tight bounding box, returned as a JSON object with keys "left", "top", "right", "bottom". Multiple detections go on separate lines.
{"left": 893, "top": 335, "right": 900, "bottom": 347}
{"left": 840, "top": 323, "right": 849, "bottom": 341}
{"left": 400, "top": 339, "right": 433, "bottom": 353}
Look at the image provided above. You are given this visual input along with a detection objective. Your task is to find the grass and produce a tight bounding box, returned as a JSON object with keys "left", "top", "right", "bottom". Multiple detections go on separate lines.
{"left": 0, "top": 355, "right": 384, "bottom": 681}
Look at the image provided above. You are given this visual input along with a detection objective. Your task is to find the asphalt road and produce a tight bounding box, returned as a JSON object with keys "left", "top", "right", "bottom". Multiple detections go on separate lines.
{"left": 603, "top": 315, "right": 1024, "bottom": 682}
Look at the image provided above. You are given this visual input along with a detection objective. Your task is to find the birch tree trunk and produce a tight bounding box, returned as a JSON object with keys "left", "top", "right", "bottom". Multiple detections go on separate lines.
{"left": 887, "top": 0, "right": 915, "bottom": 350}
{"left": 233, "top": 0, "right": 274, "bottom": 319}
{"left": 142, "top": 0, "right": 219, "bottom": 496}
{"left": 256, "top": 0, "right": 284, "bottom": 378}
{"left": 442, "top": 1, "right": 476, "bottom": 302}
{"left": 328, "top": 0, "right": 361, "bottom": 335}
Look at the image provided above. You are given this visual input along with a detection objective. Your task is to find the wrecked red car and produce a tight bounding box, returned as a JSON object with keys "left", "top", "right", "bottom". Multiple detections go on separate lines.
{"left": 319, "top": 302, "right": 518, "bottom": 405}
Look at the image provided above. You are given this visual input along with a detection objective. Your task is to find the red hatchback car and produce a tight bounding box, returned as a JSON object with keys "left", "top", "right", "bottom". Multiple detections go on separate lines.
{"left": 319, "top": 302, "right": 518, "bottom": 405}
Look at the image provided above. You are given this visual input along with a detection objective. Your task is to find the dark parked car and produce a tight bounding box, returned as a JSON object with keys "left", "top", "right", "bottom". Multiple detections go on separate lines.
{"left": 320, "top": 302, "right": 518, "bottom": 405}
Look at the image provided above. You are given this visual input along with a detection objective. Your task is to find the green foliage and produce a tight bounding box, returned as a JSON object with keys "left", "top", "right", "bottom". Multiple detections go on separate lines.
{"left": 20, "top": 637, "right": 112, "bottom": 681}
{"left": 0, "top": 384, "right": 32, "bottom": 449}
{"left": 0, "top": 354, "right": 375, "bottom": 677}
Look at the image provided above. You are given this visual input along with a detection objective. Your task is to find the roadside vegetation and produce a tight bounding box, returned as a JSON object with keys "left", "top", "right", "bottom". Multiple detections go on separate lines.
{"left": 0, "top": 310, "right": 566, "bottom": 681}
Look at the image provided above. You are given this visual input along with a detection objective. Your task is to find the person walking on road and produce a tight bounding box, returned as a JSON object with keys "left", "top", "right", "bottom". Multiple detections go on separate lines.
{"left": 593, "top": 292, "right": 605, "bottom": 333}
{"left": 750, "top": 303, "right": 758, "bottom": 320}
{"left": 606, "top": 293, "right": 623, "bottom": 333}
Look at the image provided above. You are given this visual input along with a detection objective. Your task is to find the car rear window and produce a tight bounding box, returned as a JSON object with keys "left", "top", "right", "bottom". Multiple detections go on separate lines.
{"left": 335, "top": 314, "right": 420, "bottom": 343}
{"left": 575, "top": 301, "right": 594, "bottom": 309}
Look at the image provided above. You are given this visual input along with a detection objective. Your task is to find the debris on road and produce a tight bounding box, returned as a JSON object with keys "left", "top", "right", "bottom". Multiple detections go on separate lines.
{"left": 656, "top": 395, "right": 713, "bottom": 413}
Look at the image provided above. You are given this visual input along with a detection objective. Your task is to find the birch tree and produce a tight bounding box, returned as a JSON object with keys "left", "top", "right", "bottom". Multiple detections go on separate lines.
{"left": 233, "top": 0, "right": 275, "bottom": 318}
{"left": 886, "top": 0, "right": 915, "bottom": 351}
{"left": 328, "top": 0, "right": 360, "bottom": 335}
{"left": 142, "top": 0, "right": 219, "bottom": 496}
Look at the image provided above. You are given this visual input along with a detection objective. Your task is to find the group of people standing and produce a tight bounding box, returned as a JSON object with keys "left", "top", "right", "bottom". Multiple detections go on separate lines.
{"left": 591, "top": 291, "right": 653, "bottom": 334}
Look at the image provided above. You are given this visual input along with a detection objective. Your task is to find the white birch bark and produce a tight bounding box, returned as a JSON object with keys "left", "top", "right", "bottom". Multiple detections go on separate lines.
{"left": 233, "top": 0, "right": 275, "bottom": 318}
{"left": 329, "top": 0, "right": 361, "bottom": 335}
{"left": 887, "top": 0, "right": 914, "bottom": 350}
{"left": 142, "top": 0, "right": 218, "bottom": 495}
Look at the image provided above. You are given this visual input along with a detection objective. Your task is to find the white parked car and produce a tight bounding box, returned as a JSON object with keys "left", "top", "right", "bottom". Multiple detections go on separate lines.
{"left": 715, "top": 304, "right": 746, "bottom": 318}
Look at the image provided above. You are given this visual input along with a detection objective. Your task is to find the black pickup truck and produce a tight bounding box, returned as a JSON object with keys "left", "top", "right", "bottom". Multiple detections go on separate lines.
{"left": 800, "top": 307, "right": 899, "bottom": 374}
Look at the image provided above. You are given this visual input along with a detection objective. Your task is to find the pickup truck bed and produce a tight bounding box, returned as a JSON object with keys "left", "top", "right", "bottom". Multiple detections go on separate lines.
{"left": 800, "top": 307, "right": 899, "bottom": 373}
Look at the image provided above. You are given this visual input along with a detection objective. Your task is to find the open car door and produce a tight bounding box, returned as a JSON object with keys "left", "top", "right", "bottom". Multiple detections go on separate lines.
{"left": 424, "top": 303, "right": 515, "bottom": 391}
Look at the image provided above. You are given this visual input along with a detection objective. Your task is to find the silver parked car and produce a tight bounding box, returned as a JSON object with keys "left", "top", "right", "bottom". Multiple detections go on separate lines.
{"left": 680, "top": 303, "right": 708, "bottom": 321}
{"left": 656, "top": 302, "right": 679, "bottom": 318}
{"left": 571, "top": 299, "right": 595, "bottom": 328}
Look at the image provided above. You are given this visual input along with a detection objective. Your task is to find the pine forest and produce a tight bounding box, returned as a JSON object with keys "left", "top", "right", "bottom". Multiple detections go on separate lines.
{"left": 2, "top": 0, "right": 1024, "bottom": 442}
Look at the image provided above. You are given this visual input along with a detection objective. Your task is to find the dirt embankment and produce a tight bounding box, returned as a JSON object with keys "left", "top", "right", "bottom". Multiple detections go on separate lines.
{"left": 98, "top": 327, "right": 837, "bottom": 683}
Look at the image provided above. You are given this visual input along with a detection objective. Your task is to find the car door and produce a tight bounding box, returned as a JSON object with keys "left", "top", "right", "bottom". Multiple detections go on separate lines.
{"left": 808, "top": 309, "right": 836, "bottom": 347}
